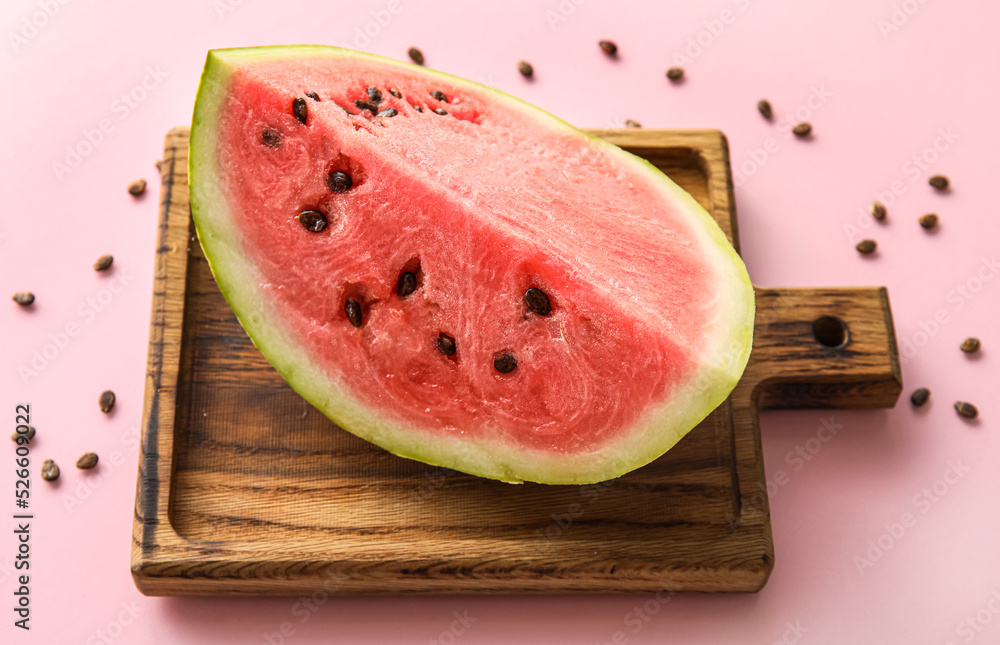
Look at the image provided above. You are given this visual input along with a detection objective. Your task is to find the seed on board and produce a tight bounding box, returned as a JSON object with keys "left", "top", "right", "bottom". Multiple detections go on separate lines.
{"left": 10, "top": 425, "right": 35, "bottom": 443}
{"left": 625, "top": 119, "right": 642, "bottom": 128}
{"left": 954, "top": 401, "right": 978, "bottom": 419}
{"left": 293, "top": 97, "right": 308, "bottom": 125}
{"left": 327, "top": 171, "right": 353, "bottom": 193}
{"left": 518, "top": 60, "right": 534, "bottom": 77}
{"left": 41, "top": 459, "right": 59, "bottom": 482}
{"left": 598, "top": 40, "right": 618, "bottom": 55}
{"left": 433, "top": 108, "right": 448, "bottom": 116}
{"left": 76, "top": 452, "right": 99, "bottom": 469}
{"left": 128, "top": 179, "right": 147, "bottom": 196}
{"left": 12, "top": 292, "right": 35, "bottom": 306}
{"left": 298, "top": 210, "right": 328, "bottom": 233}
{"left": 93, "top": 254, "right": 114, "bottom": 271}
{"left": 910, "top": 387, "right": 930, "bottom": 407}
{"left": 928, "top": 174, "right": 949, "bottom": 190}
{"left": 960, "top": 337, "right": 981, "bottom": 353}
{"left": 367, "top": 87, "right": 383, "bottom": 104}
{"left": 354, "top": 99, "right": 380, "bottom": 114}
{"left": 389, "top": 88, "right": 402, "bottom": 99}
{"left": 430, "top": 90, "right": 448, "bottom": 102}
{"left": 757, "top": 99, "right": 773, "bottom": 119}
{"left": 99, "top": 389, "right": 116, "bottom": 413}
{"left": 306, "top": 91, "right": 320, "bottom": 101}
{"left": 792, "top": 122, "right": 812, "bottom": 137}
{"left": 408, "top": 47, "right": 425, "bottom": 65}
{"left": 870, "top": 201, "right": 886, "bottom": 221}
{"left": 665, "top": 67, "right": 684, "bottom": 81}
{"left": 261, "top": 128, "right": 282, "bottom": 148}
{"left": 918, "top": 213, "right": 938, "bottom": 229}
{"left": 344, "top": 299, "right": 363, "bottom": 328}
{"left": 856, "top": 239, "right": 877, "bottom": 255}
{"left": 396, "top": 271, "right": 417, "bottom": 298}
{"left": 524, "top": 288, "right": 552, "bottom": 316}
{"left": 377, "top": 108, "right": 398, "bottom": 118}
{"left": 436, "top": 333, "right": 456, "bottom": 356}
{"left": 494, "top": 351, "right": 518, "bottom": 374}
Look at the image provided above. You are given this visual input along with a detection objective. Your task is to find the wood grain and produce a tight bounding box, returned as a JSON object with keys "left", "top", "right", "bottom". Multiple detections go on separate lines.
{"left": 131, "top": 127, "right": 901, "bottom": 596}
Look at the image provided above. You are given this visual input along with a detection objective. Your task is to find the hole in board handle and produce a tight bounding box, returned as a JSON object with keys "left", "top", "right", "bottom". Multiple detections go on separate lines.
{"left": 812, "top": 316, "right": 850, "bottom": 348}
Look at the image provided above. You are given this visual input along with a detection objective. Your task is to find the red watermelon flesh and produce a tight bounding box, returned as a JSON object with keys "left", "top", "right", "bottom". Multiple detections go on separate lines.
{"left": 189, "top": 46, "right": 754, "bottom": 484}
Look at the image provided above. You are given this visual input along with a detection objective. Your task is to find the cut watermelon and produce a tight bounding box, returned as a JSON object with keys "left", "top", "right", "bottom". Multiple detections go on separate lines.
{"left": 189, "top": 46, "right": 754, "bottom": 484}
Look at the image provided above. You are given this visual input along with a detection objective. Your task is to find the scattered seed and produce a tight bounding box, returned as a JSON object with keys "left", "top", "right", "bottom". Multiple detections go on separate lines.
{"left": 261, "top": 128, "right": 282, "bottom": 148}
{"left": 856, "top": 239, "right": 877, "bottom": 255}
{"left": 494, "top": 351, "right": 518, "bottom": 374}
{"left": 408, "top": 47, "right": 425, "bottom": 64}
{"left": 910, "top": 387, "right": 930, "bottom": 407}
{"left": 12, "top": 292, "right": 35, "bottom": 306}
{"left": 433, "top": 108, "right": 448, "bottom": 116}
{"left": 99, "top": 390, "right": 116, "bottom": 413}
{"left": 918, "top": 213, "right": 938, "bottom": 229}
{"left": 436, "top": 333, "right": 456, "bottom": 356}
{"left": 327, "top": 171, "right": 353, "bottom": 193}
{"left": 625, "top": 119, "right": 642, "bottom": 128}
{"left": 389, "top": 88, "right": 402, "bottom": 99}
{"left": 413, "top": 105, "right": 424, "bottom": 113}
{"left": 518, "top": 60, "right": 534, "bottom": 77}
{"left": 960, "top": 337, "right": 981, "bottom": 353}
{"left": 10, "top": 425, "right": 35, "bottom": 443}
{"left": 792, "top": 122, "right": 812, "bottom": 137}
{"left": 757, "top": 99, "right": 773, "bottom": 119}
{"left": 367, "top": 87, "right": 383, "bottom": 104}
{"left": 929, "top": 174, "right": 949, "bottom": 190}
{"left": 93, "top": 254, "right": 114, "bottom": 271}
{"left": 128, "top": 179, "right": 147, "bottom": 196}
{"left": 377, "top": 108, "right": 398, "bottom": 118}
{"left": 598, "top": 40, "right": 617, "bottom": 56}
{"left": 306, "top": 91, "right": 320, "bottom": 101}
{"left": 76, "top": 452, "right": 99, "bottom": 469}
{"left": 430, "top": 90, "right": 448, "bottom": 102}
{"left": 954, "top": 401, "right": 978, "bottom": 419}
{"left": 293, "top": 97, "right": 308, "bottom": 125}
{"left": 870, "top": 201, "right": 886, "bottom": 221}
{"left": 665, "top": 67, "right": 684, "bottom": 81}
{"left": 344, "top": 299, "right": 363, "bottom": 327}
{"left": 524, "top": 288, "right": 553, "bottom": 316}
{"left": 354, "top": 99, "right": 379, "bottom": 114}
{"left": 397, "top": 271, "right": 417, "bottom": 298}
{"left": 41, "top": 459, "right": 59, "bottom": 482}
{"left": 298, "top": 210, "right": 328, "bottom": 233}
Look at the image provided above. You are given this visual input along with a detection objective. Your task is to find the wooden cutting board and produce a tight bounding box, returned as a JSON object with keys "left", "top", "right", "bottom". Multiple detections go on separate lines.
{"left": 131, "top": 126, "right": 902, "bottom": 595}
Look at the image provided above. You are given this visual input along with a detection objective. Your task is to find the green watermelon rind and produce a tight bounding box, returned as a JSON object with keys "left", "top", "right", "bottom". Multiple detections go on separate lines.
{"left": 189, "top": 45, "right": 754, "bottom": 485}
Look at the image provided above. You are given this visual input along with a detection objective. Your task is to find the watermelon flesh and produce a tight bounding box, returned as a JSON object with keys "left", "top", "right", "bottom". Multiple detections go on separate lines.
{"left": 190, "top": 46, "right": 754, "bottom": 484}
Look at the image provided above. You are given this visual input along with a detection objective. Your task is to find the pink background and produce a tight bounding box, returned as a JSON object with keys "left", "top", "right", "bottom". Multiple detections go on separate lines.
{"left": 2, "top": 0, "right": 998, "bottom": 643}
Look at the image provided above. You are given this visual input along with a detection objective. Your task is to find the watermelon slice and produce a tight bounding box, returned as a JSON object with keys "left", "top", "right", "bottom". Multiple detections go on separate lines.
{"left": 189, "top": 46, "right": 754, "bottom": 484}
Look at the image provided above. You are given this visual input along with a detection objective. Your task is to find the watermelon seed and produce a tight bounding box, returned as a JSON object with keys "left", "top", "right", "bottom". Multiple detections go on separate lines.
{"left": 41, "top": 459, "right": 59, "bottom": 482}
{"left": 298, "top": 210, "right": 328, "bottom": 233}
{"left": 293, "top": 97, "right": 308, "bottom": 125}
{"left": 345, "top": 299, "right": 363, "bottom": 327}
{"left": 598, "top": 40, "right": 618, "bottom": 56}
{"left": 430, "top": 90, "right": 448, "bottom": 102}
{"left": 367, "top": 87, "right": 383, "bottom": 104}
{"left": 494, "top": 351, "right": 518, "bottom": 374}
{"left": 377, "top": 108, "right": 398, "bottom": 118}
{"left": 625, "top": 119, "right": 642, "bottom": 128}
{"left": 757, "top": 99, "right": 773, "bottom": 120}
{"left": 436, "top": 333, "right": 456, "bottom": 356}
{"left": 929, "top": 174, "right": 949, "bottom": 190}
{"left": 918, "top": 213, "right": 938, "bottom": 229}
{"left": 306, "top": 91, "right": 320, "bottom": 101}
{"left": 792, "top": 122, "right": 812, "bottom": 137}
{"left": 327, "top": 171, "right": 353, "bottom": 193}
{"left": 433, "top": 108, "right": 448, "bottom": 116}
{"left": 910, "top": 388, "right": 930, "bottom": 407}
{"left": 524, "top": 288, "right": 552, "bottom": 316}
{"left": 13, "top": 292, "right": 35, "bottom": 306}
{"left": 665, "top": 67, "right": 685, "bottom": 81}
{"left": 954, "top": 401, "right": 978, "bottom": 419}
{"left": 354, "top": 100, "right": 380, "bottom": 114}
{"left": 413, "top": 105, "right": 424, "bottom": 113}
{"left": 518, "top": 61, "right": 534, "bottom": 78}
{"left": 389, "top": 88, "right": 402, "bottom": 99}
{"left": 397, "top": 271, "right": 418, "bottom": 298}
{"left": 261, "top": 128, "right": 282, "bottom": 148}
{"left": 408, "top": 47, "right": 425, "bottom": 65}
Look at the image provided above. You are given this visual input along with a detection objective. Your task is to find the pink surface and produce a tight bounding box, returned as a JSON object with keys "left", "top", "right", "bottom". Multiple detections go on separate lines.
{"left": 1, "top": 0, "right": 997, "bottom": 643}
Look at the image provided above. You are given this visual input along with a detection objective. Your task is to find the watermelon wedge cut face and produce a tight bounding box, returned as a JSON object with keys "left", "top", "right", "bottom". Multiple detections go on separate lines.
{"left": 189, "top": 46, "right": 754, "bottom": 484}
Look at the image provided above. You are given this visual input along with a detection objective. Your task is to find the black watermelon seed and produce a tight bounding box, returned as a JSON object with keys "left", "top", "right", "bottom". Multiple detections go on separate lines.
{"left": 856, "top": 239, "right": 877, "bottom": 255}
{"left": 910, "top": 387, "right": 930, "bottom": 407}
{"left": 524, "top": 288, "right": 552, "bottom": 316}
{"left": 625, "top": 119, "right": 641, "bottom": 128}
{"left": 94, "top": 254, "right": 114, "bottom": 271}
{"left": 389, "top": 88, "right": 402, "bottom": 99}
{"left": 494, "top": 351, "right": 518, "bottom": 374}
{"left": 397, "top": 271, "right": 417, "bottom": 298}
{"left": 76, "top": 452, "right": 99, "bottom": 469}
{"left": 666, "top": 67, "right": 684, "bottom": 81}
{"left": 792, "top": 122, "right": 812, "bottom": 137}
{"left": 377, "top": 108, "right": 398, "bottom": 118}
{"left": 954, "top": 401, "right": 978, "bottom": 419}
{"left": 436, "top": 333, "right": 456, "bottom": 356}
{"left": 929, "top": 174, "right": 949, "bottom": 190}
{"left": 328, "top": 171, "right": 353, "bottom": 193}
{"left": 960, "top": 337, "right": 981, "bottom": 353}
{"left": 298, "top": 210, "right": 328, "bottom": 232}
{"left": 430, "top": 90, "right": 448, "bottom": 102}
{"left": 518, "top": 61, "right": 534, "bottom": 77}
{"left": 262, "top": 128, "right": 282, "bottom": 148}
{"left": 757, "top": 99, "right": 773, "bottom": 119}
{"left": 99, "top": 390, "right": 116, "bottom": 413}
{"left": 11, "top": 425, "right": 35, "bottom": 443}
{"left": 293, "top": 97, "right": 308, "bottom": 124}
{"left": 345, "top": 299, "right": 363, "bottom": 327}
{"left": 367, "top": 87, "right": 382, "bottom": 104}
{"left": 127, "top": 179, "right": 146, "bottom": 196}
{"left": 433, "top": 108, "right": 448, "bottom": 116}
{"left": 870, "top": 201, "right": 886, "bottom": 221}
{"left": 354, "top": 99, "right": 380, "bottom": 114}
{"left": 919, "top": 213, "right": 938, "bottom": 229}
{"left": 41, "top": 459, "right": 59, "bottom": 482}
{"left": 408, "top": 47, "right": 425, "bottom": 65}
{"left": 306, "top": 91, "right": 320, "bottom": 101}
{"left": 13, "top": 292, "right": 35, "bottom": 306}
{"left": 413, "top": 105, "right": 423, "bottom": 112}
{"left": 598, "top": 40, "right": 617, "bottom": 55}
